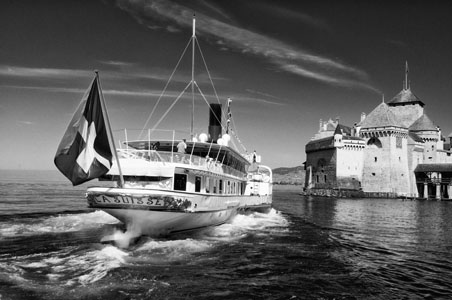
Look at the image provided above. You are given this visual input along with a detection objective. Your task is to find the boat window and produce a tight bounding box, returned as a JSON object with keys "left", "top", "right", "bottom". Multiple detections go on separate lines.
{"left": 195, "top": 176, "right": 201, "bottom": 193}
{"left": 219, "top": 179, "right": 223, "bottom": 194}
{"left": 174, "top": 174, "right": 187, "bottom": 191}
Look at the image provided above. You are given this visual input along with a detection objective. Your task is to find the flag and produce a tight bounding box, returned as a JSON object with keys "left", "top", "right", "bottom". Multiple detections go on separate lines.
{"left": 54, "top": 75, "right": 113, "bottom": 185}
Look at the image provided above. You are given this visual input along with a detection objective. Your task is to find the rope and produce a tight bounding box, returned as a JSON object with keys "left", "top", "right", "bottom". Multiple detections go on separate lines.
{"left": 194, "top": 81, "right": 226, "bottom": 133}
{"left": 150, "top": 82, "right": 192, "bottom": 133}
{"left": 196, "top": 39, "right": 229, "bottom": 123}
{"left": 139, "top": 37, "right": 193, "bottom": 139}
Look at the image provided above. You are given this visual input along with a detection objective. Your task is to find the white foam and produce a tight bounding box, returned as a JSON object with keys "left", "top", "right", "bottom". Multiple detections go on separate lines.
{"left": 101, "top": 223, "right": 143, "bottom": 249}
{"left": 135, "top": 238, "right": 212, "bottom": 261}
{"left": 0, "top": 210, "right": 119, "bottom": 237}
{"left": 77, "top": 245, "right": 128, "bottom": 285}
{"left": 205, "top": 208, "right": 289, "bottom": 240}
{"left": 5, "top": 245, "right": 129, "bottom": 286}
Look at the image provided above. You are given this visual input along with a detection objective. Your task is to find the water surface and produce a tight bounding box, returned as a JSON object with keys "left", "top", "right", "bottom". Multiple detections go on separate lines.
{"left": 1, "top": 170, "right": 451, "bottom": 299}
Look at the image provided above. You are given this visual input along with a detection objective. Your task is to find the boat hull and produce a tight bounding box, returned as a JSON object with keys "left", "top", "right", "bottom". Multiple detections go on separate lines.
{"left": 86, "top": 187, "right": 271, "bottom": 236}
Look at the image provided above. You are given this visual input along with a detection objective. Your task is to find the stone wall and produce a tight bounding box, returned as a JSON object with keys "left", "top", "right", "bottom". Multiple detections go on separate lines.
{"left": 303, "top": 188, "right": 398, "bottom": 199}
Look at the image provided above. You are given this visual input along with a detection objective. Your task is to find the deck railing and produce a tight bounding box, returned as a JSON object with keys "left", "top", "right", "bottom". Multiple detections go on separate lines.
{"left": 117, "top": 149, "right": 245, "bottom": 178}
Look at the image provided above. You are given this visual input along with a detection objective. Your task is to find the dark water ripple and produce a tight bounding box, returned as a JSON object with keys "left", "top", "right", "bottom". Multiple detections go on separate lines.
{"left": 1, "top": 172, "right": 452, "bottom": 299}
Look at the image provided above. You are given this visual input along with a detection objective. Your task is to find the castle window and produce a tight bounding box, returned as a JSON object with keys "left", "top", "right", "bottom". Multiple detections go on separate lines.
{"left": 432, "top": 145, "right": 434, "bottom": 150}
{"left": 324, "top": 175, "right": 327, "bottom": 182}
{"left": 374, "top": 157, "right": 377, "bottom": 162}
{"left": 316, "top": 175, "right": 319, "bottom": 183}
{"left": 372, "top": 173, "right": 376, "bottom": 176}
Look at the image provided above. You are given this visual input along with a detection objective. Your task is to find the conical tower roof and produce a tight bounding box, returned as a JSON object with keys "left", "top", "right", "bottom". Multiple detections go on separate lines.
{"left": 360, "top": 102, "right": 402, "bottom": 129}
{"left": 409, "top": 114, "right": 437, "bottom": 132}
{"left": 388, "top": 62, "right": 425, "bottom": 107}
{"left": 387, "top": 88, "right": 424, "bottom": 106}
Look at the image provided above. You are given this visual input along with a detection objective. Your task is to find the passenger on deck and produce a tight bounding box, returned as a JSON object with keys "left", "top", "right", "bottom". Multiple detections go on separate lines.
{"left": 177, "top": 139, "right": 187, "bottom": 163}
{"left": 177, "top": 139, "right": 187, "bottom": 153}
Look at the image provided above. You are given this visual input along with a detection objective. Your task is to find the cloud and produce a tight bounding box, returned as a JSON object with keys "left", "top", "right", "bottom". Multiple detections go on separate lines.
{"left": 17, "top": 120, "right": 35, "bottom": 125}
{"left": 0, "top": 66, "right": 90, "bottom": 79}
{"left": 0, "top": 84, "right": 220, "bottom": 103}
{"left": 0, "top": 64, "right": 220, "bottom": 87}
{"left": 113, "top": 0, "right": 377, "bottom": 92}
{"left": 245, "top": 89, "right": 286, "bottom": 105}
{"left": 255, "top": 3, "right": 330, "bottom": 31}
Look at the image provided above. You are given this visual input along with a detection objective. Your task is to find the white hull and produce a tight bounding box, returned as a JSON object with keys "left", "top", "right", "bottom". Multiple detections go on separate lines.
{"left": 87, "top": 187, "right": 271, "bottom": 236}
{"left": 103, "top": 207, "right": 238, "bottom": 236}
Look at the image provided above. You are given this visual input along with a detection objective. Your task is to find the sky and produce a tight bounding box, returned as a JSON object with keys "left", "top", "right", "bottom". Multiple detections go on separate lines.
{"left": 1, "top": 0, "right": 451, "bottom": 170}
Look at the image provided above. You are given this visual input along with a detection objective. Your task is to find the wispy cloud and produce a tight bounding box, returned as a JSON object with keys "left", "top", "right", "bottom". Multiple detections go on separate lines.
{"left": 0, "top": 64, "right": 219, "bottom": 87}
{"left": 114, "top": 0, "right": 378, "bottom": 92}
{"left": 245, "top": 89, "right": 286, "bottom": 105}
{"left": 0, "top": 65, "right": 170, "bottom": 82}
{"left": 0, "top": 84, "right": 179, "bottom": 98}
{"left": 17, "top": 120, "right": 35, "bottom": 126}
{"left": 255, "top": 3, "right": 330, "bottom": 31}
{"left": 0, "top": 66, "right": 90, "bottom": 79}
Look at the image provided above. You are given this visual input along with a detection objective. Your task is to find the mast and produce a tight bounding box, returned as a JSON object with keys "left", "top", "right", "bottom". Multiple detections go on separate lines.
{"left": 405, "top": 61, "right": 409, "bottom": 90}
{"left": 191, "top": 14, "right": 196, "bottom": 140}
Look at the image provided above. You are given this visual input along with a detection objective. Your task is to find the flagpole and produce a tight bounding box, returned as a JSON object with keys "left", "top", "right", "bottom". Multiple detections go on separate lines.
{"left": 95, "top": 70, "right": 125, "bottom": 188}
{"left": 190, "top": 13, "right": 196, "bottom": 141}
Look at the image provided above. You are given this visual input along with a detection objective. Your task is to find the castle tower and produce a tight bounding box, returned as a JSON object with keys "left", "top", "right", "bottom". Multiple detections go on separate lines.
{"left": 359, "top": 102, "right": 411, "bottom": 196}
{"left": 409, "top": 114, "right": 439, "bottom": 162}
{"left": 386, "top": 62, "right": 425, "bottom": 127}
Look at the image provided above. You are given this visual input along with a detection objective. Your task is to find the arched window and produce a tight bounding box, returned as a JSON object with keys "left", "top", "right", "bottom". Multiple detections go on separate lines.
{"left": 367, "top": 137, "right": 382, "bottom": 148}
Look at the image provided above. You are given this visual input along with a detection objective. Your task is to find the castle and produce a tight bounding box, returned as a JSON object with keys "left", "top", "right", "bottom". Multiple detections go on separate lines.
{"left": 304, "top": 64, "right": 452, "bottom": 199}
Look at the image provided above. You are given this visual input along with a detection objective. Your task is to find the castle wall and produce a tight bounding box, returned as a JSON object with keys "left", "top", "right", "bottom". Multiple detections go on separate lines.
{"left": 388, "top": 134, "right": 411, "bottom": 196}
{"left": 361, "top": 132, "right": 411, "bottom": 195}
{"left": 336, "top": 144, "right": 364, "bottom": 189}
{"left": 437, "top": 150, "right": 452, "bottom": 163}
{"left": 361, "top": 137, "right": 393, "bottom": 193}
{"left": 407, "top": 143, "right": 424, "bottom": 197}
{"left": 304, "top": 147, "right": 337, "bottom": 189}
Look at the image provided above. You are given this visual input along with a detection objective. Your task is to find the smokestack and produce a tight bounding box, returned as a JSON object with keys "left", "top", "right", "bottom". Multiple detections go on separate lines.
{"left": 208, "top": 103, "right": 222, "bottom": 143}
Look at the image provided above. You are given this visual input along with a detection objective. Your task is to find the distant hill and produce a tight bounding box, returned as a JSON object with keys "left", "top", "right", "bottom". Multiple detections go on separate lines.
{"left": 272, "top": 166, "right": 305, "bottom": 185}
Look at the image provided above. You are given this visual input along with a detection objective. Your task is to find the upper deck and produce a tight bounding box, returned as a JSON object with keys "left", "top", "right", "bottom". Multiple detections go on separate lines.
{"left": 125, "top": 140, "right": 251, "bottom": 174}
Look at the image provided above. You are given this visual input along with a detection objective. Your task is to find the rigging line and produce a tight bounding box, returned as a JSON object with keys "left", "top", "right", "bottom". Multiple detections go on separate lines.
{"left": 195, "top": 38, "right": 220, "bottom": 103}
{"left": 229, "top": 136, "right": 239, "bottom": 152}
{"left": 150, "top": 82, "right": 192, "bottom": 133}
{"left": 230, "top": 127, "right": 247, "bottom": 153}
{"left": 138, "top": 36, "right": 193, "bottom": 139}
{"left": 195, "top": 39, "right": 229, "bottom": 122}
{"left": 195, "top": 37, "right": 245, "bottom": 153}
{"left": 227, "top": 106, "right": 247, "bottom": 152}
{"left": 193, "top": 81, "right": 227, "bottom": 133}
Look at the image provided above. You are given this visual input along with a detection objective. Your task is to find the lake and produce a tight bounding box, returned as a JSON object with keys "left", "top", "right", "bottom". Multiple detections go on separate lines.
{"left": 0, "top": 170, "right": 451, "bottom": 299}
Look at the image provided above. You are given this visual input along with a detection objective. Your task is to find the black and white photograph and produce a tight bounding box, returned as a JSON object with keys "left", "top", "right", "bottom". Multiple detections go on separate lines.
{"left": 1, "top": 0, "right": 452, "bottom": 299}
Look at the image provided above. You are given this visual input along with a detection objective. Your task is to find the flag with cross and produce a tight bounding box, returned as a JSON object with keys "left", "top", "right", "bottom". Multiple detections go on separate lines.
{"left": 54, "top": 74, "right": 113, "bottom": 185}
